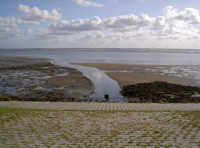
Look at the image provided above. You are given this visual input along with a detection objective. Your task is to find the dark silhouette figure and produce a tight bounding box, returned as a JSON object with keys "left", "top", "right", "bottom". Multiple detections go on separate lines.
{"left": 104, "top": 94, "right": 109, "bottom": 102}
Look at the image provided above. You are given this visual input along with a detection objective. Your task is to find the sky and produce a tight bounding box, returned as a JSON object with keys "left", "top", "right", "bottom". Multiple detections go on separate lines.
{"left": 1, "top": 0, "right": 200, "bottom": 49}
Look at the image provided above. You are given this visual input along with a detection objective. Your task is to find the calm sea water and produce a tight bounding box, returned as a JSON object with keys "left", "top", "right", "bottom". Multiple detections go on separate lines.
{"left": 1, "top": 48, "right": 200, "bottom": 65}
{"left": 1, "top": 48, "right": 200, "bottom": 101}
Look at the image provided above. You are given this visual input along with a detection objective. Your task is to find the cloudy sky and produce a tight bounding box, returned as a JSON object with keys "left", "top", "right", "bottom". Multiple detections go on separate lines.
{"left": 1, "top": 0, "right": 200, "bottom": 48}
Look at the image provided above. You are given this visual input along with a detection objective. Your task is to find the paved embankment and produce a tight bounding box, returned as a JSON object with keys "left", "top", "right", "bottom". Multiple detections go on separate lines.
{"left": 1, "top": 101, "right": 200, "bottom": 111}
{"left": 0, "top": 103, "right": 200, "bottom": 148}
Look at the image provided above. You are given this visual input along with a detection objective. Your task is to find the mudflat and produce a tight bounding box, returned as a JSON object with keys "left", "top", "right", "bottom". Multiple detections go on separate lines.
{"left": 72, "top": 63, "right": 145, "bottom": 71}
{"left": 73, "top": 63, "right": 193, "bottom": 88}
{"left": 0, "top": 56, "right": 94, "bottom": 101}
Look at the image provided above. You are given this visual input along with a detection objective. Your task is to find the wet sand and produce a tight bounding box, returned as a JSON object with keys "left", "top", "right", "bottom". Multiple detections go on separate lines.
{"left": 74, "top": 63, "right": 193, "bottom": 88}
{"left": 0, "top": 56, "right": 94, "bottom": 101}
{"left": 107, "top": 72, "right": 190, "bottom": 88}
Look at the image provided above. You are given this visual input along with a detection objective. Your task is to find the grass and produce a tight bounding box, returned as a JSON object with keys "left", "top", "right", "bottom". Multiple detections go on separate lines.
{"left": 0, "top": 107, "right": 43, "bottom": 114}
{"left": 181, "top": 111, "right": 200, "bottom": 119}
{"left": 0, "top": 107, "right": 44, "bottom": 123}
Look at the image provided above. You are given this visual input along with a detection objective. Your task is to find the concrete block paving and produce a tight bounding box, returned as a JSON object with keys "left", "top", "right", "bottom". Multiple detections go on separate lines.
{"left": 0, "top": 103, "right": 200, "bottom": 148}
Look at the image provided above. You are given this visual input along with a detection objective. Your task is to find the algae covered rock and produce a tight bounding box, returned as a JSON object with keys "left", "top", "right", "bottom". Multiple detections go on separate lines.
{"left": 121, "top": 81, "right": 200, "bottom": 103}
{"left": 0, "top": 96, "right": 12, "bottom": 101}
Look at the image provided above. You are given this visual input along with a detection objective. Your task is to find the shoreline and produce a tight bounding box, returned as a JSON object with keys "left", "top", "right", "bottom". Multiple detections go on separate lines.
{"left": 1, "top": 58, "right": 199, "bottom": 103}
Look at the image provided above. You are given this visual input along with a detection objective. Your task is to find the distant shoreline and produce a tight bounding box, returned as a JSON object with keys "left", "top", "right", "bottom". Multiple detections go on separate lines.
{"left": 0, "top": 56, "right": 51, "bottom": 69}
{"left": 1, "top": 48, "right": 200, "bottom": 50}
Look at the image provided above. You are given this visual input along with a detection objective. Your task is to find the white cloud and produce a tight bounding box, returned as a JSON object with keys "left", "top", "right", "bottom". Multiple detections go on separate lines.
{"left": 0, "top": 16, "right": 26, "bottom": 39}
{"left": 104, "top": 14, "right": 154, "bottom": 29}
{"left": 18, "top": 4, "right": 62, "bottom": 23}
{"left": 165, "top": 6, "right": 200, "bottom": 24}
{"left": 48, "top": 13, "right": 156, "bottom": 37}
{"left": 44, "top": 6, "right": 200, "bottom": 48}
{"left": 49, "top": 14, "right": 153, "bottom": 32}
{"left": 1, "top": 5, "right": 200, "bottom": 48}
{"left": 49, "top": 16, "right": 102, "bottom": 33}
{"left": 0, "top": 4, "right": 62, "bottom": 40}
{"left": 72, "top": 0, "right": 104, "bottom": 7}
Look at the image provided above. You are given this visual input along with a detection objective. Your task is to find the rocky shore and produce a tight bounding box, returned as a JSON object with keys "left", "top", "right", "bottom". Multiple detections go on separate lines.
{"left": 121, "top": 81, "right": 200, "bottom": 103}
{"left": 0, "top": 56, "right": 94, "bottom": 102}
